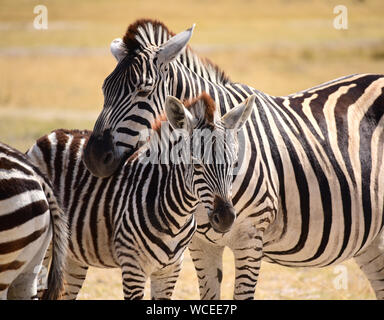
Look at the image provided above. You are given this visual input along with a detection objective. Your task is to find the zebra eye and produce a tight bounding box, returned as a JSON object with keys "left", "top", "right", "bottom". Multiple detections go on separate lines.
{"left": 192, "top": 157, "right": 203, "bottom": 169}
{"left": 194, "top": 163, "right": 203, "bottom": 169}
{"left": 137, "top": 89, "right": 151, "bottom": 97}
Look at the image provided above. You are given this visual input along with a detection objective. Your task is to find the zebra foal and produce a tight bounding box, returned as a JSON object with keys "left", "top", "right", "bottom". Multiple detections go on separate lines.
{"left": 0, "top": 142, "right": 68, "bottom": 299}
{"left": 27, "top": 93, "right": 253, "bottom": 299}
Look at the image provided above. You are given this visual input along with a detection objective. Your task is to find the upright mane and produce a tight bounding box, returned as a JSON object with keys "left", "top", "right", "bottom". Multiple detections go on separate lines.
{"left": 122, "top": 19, "right": 230, "bottom": 84}
{"left": 128, "top": 93, "right": 216, "bottom": 163}
{"left": 151, "top": 92, "right": 217, "bottom": 136}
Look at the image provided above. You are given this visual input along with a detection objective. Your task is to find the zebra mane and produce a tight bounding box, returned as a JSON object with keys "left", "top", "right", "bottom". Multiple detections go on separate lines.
{"left": 151, "top": 92, "right": 217, "bottom": 136}
{"left": 128, "top": 92, "right": 217, "bottom": 163}
{"left": 122, "top": 19, "right": 230, "bottom": 84}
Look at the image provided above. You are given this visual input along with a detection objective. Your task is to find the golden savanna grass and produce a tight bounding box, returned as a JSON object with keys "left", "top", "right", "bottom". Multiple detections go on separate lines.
{"left": 0, "top": 0, "right": 383, "bottom": 299}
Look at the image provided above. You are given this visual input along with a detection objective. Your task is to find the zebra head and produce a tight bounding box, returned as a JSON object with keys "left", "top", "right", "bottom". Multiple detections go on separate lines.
{"left": 83, "top": 20, "right": 195, "bottom": 178}
{"left": 164, "top": 93, "right": 255, "bottom": 233}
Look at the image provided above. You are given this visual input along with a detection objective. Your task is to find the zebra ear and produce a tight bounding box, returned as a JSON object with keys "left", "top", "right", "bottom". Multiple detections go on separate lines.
{"left": 165, "top": 96, "right": 194, "bottom": 133}
{"left": 110, "top": 38, "right": 127, "bottom": 62}
{"left": 221, "top": 95, "right": 255, "bottom": 131}
{"left": 156, "top": 24, "right": 195, "bottom": 66}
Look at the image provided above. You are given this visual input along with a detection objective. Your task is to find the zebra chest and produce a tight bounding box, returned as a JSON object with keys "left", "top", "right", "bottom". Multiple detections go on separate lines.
{"left": 114, "top": 212, "right": 196, "bottom": 274}
{"left": 66, "top": 201, "right": 118, "bottom": 268}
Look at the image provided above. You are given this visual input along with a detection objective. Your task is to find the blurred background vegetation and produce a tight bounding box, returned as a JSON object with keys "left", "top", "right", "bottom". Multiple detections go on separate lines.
{"left": 0, "top": 0, "right": 382, "bottom": 299}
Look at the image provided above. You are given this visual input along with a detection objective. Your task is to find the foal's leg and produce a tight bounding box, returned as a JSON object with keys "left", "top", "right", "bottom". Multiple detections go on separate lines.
{"left": 151, "top": 258, "right": 182, "bottom": 300}
{"left": 189, "top": 235, "right": 225, "bottom": 300}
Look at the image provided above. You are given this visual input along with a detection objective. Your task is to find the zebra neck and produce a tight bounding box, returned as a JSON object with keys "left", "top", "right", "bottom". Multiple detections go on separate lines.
{"left": 168, "top": 59, "right": 259, "bottom": 114}
{"left": 132, "top": 158, "right": 199, "bottom": 231}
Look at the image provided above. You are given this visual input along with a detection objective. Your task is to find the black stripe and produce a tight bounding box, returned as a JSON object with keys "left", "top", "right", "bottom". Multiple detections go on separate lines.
{"left": 0, "top": 199, "right": 48, "bottom": 232}
{"left": 232, "top": 122, "right": 257, "bottom": 207}
{"left": 358, "top": 87, "right": 384, "bottom": 250}
{"left": 0, "top": 157, "right": 34, "bottom": 176}
{"left": 259, "top": 99, "right": 310, "bottom": 257}
{"left": 0, "top": 225, "right": 48, "bottom": 254}
{"left": 0, "top": 178, "right": 42, "bottom": 201}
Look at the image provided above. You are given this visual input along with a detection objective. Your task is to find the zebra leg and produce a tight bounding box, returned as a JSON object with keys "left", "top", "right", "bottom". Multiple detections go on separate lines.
{"left": 37, "top": 242, "right": 52, "bottom": 299}
{"left": 231, "top": 228, "right": 264, "bottom": 300}
{"left": 61, "top": 258, "right": 89, "bottom": 300}
{"left": 7, "top": 272, "right": 39, "bottom": 300}
{"left": 232, "top": 247, "right": 262, "bottom": 300}
{"left": 354, "top": 229, "right": 384, "bottom": 299}
{"left": 2, "top": 254, "right": 45, "bottom": 300}
{"left": 119, "top": 259, "right": 147, "bottom": 300}
{"left": 7, "top": 244, "right": 50, "bottom": 299}
{"left": 188, "top": 236, "right": 224, "bottom": 300}
{"left": 150, "top": 258, "right": 182, "bottom": 300}
{"left": 7, "top": 228, "right": 52, "bottom": 300}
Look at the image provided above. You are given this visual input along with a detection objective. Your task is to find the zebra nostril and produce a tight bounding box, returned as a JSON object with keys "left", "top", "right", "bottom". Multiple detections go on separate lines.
{"left": 103, "top": 151, "right": 114, "bottom": 165}
{"left": 213, "top": 213, "right": 220, "bottom": 225}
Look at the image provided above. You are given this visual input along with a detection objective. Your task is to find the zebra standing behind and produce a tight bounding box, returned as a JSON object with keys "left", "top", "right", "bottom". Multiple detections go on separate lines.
{"left": 82, "top": 19, "right": 384, "bottom": 299}
{"left": 27, "top": 93, "right": 254, "bottom": 299}
{"left": 0, "top": 142, "right": 68, "bottom": 300}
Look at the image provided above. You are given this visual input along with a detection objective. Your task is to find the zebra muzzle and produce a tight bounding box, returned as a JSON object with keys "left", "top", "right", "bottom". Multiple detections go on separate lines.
{"left": 208, "top": 196, "right": 236, "bottom": 233}
{"left": 83, "top": 129, "right": 121, "bottom": 178}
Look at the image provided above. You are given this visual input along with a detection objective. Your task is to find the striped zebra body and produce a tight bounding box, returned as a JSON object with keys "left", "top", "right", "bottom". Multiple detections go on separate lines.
{"left": 0, "top": 142, "right": 68, "bottom": 299}
{"left": 259, "top": 74, "right": 384, "bottom": 266}
{"left": 29, "top": 129, "right": 195, "bottom": 300}
{"left": 83, "top": 19, "right": 384, "bottom": 299}
{"left": 28, "top": 94, "right": 251, "bottom": 299}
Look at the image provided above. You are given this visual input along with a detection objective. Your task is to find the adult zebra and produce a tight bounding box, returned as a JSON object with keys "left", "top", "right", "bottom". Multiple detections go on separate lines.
{"left": 83, "top": 19, "right": 384, "bottom": 299}
{"left": 0, "top": 142, "right": 68, "bottom": 300}
{"left": 27, "top": 94, "right": 253, "bottom": 299}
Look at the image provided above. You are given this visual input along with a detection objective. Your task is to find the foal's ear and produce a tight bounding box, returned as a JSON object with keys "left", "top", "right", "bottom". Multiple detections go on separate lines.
{"left": 221, "top": 95, "right": 255, "bottom": 130}
{"left": 164, "top": 96, "right": 194, "bottom": 133}
{"left": 110, "top": 38, "right": 128, "bottom": 62}
{"left": 156, "top": 24, "right": 195, "bottom": 66}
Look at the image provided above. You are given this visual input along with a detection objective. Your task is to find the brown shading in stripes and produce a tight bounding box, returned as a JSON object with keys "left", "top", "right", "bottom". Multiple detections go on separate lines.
{"left": 35, "top": 135, "right": 53, "bottom": 179}
{"left": 0, "top": 157, "right": 33, "bottom": 176}
{"left": 0, "top": 260, "right": 25, "bottom": 273}
{"left": 53, "top": 130, "right": 70, "bottom": 190}
{"left": 151, "top": 92, "right": 216, "bottom": 135}
{"left": 0, "top": 225, "right": 48, "bottom": 255}
{"left": 0, "top": 178, "right": 42, "bottom": 201}
{"left": 0, "top": 142, "right": 50, "bottom": 188}
{"left": 151, "top": 112, "right": 168, "bottom": 137}
{"left": 0, "top": 283, "right": 9, "bottom": 291}
{"left": 0, "top": 199, "right": 48, "bottom": 232}
{"left": 132, "top": 92, "right": 217, "bottom": 163}
{"left": 123, "top": 19, "right": 174, "bottom": 52}
{"left": 34, "top": 128, "right": 91, "bottom": 180}
{"left": 122, "top": 19, "right": 229, "bottom": 83}
{"left": 0, "top": 143, "right": 31, "bottom": 166}
{"left": 184, "top": 92, "right": 216, "bottom": 125}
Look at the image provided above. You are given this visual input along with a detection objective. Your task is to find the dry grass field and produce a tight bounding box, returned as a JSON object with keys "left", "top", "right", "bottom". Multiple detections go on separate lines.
{"left": 0, "top": 0, "right": 383, "bottom": 299}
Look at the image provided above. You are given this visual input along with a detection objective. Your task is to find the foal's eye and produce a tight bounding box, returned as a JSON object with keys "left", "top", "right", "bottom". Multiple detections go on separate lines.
{"left": 137, "top": 89, "right": 151, "bottom": 97}
{"left": 194, "top": 163, "right": 203, "bottom": 169}
{"left": 192, "top": 157, "right": 203, "bottom": 169}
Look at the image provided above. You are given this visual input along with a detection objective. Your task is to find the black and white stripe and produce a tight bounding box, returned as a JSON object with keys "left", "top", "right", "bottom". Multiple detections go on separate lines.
{"left": 83, "top": 19, "right": 384, "bottom": 299}
{"left": 27, "top": 94, "right": 250, "bottom": 299}
{"left": 0, "top": 142, "right": 68, "bottom": 300}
